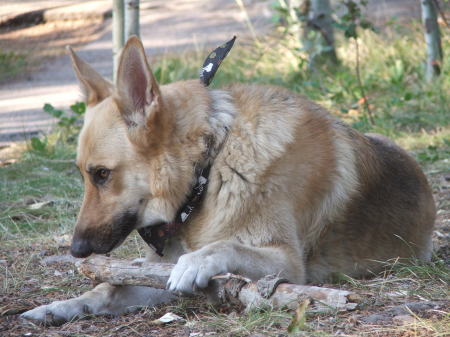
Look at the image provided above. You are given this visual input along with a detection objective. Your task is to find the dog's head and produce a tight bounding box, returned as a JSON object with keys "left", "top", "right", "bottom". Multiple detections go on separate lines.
{"left": 68, "top": 37, "right": 210, "bottom": 258}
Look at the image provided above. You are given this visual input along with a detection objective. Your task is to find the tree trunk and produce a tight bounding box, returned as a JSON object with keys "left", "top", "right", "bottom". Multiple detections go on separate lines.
{"left": 125, "top": 0, "right": 140, "bottom": 39}
{"left": 421, "top": 0, "right": 443, "bottom": 81}
{"left": 304, "top": 0, "right": 338, "bottom": 69}
{"left": 78, "top": 256, "right": 359, "bottom": 312}
{"left": 112, "top": 0, "right": 125, "bottom": 82}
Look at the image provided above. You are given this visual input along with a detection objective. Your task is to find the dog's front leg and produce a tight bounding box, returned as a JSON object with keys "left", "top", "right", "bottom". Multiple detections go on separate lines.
{"left": 21, "top": 283, "right": 176, "bottom": 326}
{"left": 167, "top": 240, "right": 304, "bottom": 293}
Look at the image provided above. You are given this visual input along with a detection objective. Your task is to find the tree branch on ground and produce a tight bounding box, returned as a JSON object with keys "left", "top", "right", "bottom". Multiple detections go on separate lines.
{"left": 78, "top": 255, "right": 359, "bottom": 312}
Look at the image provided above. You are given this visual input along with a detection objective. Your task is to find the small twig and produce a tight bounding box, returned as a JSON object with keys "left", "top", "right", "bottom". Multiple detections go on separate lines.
{"left": 354, "top": 37, "right": 375, "bottom": 126}
{"left": 234, "top": 0, "right": 261, "bottom": 46}
{"left": 211, "top": 273, "right": 252, "bottom": 283}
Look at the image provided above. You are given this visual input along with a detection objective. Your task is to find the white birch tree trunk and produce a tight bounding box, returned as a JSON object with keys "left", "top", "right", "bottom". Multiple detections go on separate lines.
{"left": 125, "top": 0, "right": 140, "bottom": 39}
{"left": 421, "top": 0, "right": 443, "bottom": 81}
{"left": 305, "top": 0, "right": 338, "bottom": 68}
{"left": 112, "top": 0, "right": 125, "bottom": 82}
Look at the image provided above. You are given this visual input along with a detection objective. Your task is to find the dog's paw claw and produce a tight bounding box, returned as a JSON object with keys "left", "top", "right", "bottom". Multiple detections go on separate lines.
{"left": 168, "top": 252, "right": 225, "bottom": 293}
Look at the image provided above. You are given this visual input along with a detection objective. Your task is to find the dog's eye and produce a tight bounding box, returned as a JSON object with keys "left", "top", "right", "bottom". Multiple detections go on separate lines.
{"left": 93, "top": 168, "right": 110, "bottom": 184}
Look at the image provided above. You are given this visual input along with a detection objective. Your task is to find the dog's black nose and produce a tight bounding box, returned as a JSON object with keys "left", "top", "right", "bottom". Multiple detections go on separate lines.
{"left": 70, "top": 238, "right": 93, "bottom": 258}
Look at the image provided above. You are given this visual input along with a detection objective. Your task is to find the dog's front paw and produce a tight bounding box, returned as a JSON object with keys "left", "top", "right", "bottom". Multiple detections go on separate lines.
{"left": 167, "top": 252, "right": 226, "bottom": 293}
{"left": 20, "top": 299, "right": 89, "bottom": 326}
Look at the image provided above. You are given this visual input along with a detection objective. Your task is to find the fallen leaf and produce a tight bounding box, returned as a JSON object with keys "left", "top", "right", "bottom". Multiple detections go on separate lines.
{"left": 151, "top": 312, "right": 183, "bottom": 325}
{"left": 28, "top": 200, "right": 54, "bottom": 210}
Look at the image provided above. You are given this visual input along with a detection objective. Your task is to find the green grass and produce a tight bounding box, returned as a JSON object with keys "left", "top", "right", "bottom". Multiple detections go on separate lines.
{"left": 0, "top": 141, "right": 81, "bottom": 239}
{"left": 0, "top": 51, "right": 26, "bottom": 82}
{"left": 153, "top": 23, "right": 450, "bottom": 137}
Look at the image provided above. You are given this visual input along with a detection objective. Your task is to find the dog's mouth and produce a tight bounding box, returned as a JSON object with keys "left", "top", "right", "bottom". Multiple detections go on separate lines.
{"left": 70, "top": 211, "right": 139, "bottom": 258}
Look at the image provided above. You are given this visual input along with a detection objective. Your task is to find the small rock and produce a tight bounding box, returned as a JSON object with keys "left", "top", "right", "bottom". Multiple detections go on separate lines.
{"left": 389, "top": 301, "right": 441, "bottom": 316}
{"left": 347, "top": 293, "right": 363, "bottom": 302}
{"left": 0, "top": 259, "right": 7, "bottom": 266}
{"left": 38, "top": 249, "right": 49, "bottom": 257}
{"left": 345, "top": 302, "right": 358, "bottom": 310}
{"left": 227, "top": 311, "right": 238, "bottom": 319}
{"left": 362, "top": 313, "right": 388, "bottom": 324}
{"left": 393, "top": 314, "right": 415, "bottom": 325}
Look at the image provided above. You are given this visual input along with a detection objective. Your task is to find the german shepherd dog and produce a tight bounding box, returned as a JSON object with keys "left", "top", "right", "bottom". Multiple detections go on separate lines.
{"left": 22, "top": 37, "right": 435, "bottom": 325}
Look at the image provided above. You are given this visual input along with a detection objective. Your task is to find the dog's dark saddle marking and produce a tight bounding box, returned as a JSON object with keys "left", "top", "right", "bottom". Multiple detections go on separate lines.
{"left": 138, "top": 37, "right": 235, "bottom": 256}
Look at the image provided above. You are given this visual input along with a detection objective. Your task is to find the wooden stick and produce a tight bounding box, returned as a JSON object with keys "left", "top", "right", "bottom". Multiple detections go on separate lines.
{"left": 78, "top": 256, "right": 358, "bottom": 312}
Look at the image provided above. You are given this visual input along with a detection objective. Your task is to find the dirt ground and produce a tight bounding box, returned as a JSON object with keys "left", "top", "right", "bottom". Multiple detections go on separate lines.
{"left": 0, "top": 169, "right": 448, "bottom": 336}
{"left": 0, "top": 0, "right": 272, "bottom": 146}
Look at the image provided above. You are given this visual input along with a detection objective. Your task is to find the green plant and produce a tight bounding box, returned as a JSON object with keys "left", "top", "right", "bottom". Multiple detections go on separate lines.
{"left": 28, "top": 102, "right": 86, "bottom": 154}
{"left": 30, "top": 136, "right": 49, "bottom": 154}
{"left": 44, "top": 102, "right": 85, "bottom": 129}
{"left": 333, "top": 0, "right": 376, "bottom": 125}
{"left": 0, "top": 51, "right": 26, "bottom": 82}
{"left": 44, "top": 102, "right": 85, "bottom": 141}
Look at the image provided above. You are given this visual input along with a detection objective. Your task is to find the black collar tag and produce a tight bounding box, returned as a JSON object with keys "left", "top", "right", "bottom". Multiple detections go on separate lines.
{"left": 200, "top": 36, "right": 236, "bottom": 87}
{"left": 138, "top": 164, "right": 212, "bottom": 257}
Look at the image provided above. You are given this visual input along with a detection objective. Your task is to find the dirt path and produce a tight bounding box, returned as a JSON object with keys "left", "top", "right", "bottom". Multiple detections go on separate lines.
{"left": 0, "top": 0, "right": 272, "bottom": 146}
{"left": 0, "top": 0, "right": 422, "bottom": 146}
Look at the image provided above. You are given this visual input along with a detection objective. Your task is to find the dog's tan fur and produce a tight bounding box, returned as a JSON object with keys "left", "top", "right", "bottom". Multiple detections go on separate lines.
{"left": 22, "top": 37, "right": 435, "bottom": 324}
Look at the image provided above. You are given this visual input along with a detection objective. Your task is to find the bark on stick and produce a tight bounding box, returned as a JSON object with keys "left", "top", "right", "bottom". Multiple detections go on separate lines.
{"left": 78, "top": 256, "right": 358, "bottom": 312}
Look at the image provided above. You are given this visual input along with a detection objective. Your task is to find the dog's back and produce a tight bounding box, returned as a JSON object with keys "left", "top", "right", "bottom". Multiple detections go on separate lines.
{"left": 182, "top": 82, "right": 435, "bottom": 283}
{"left": 306, "top": 130, "right": 435, "bottom": 281}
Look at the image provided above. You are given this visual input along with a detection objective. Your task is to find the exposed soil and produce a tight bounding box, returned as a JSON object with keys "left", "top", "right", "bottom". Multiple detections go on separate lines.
{"left": 0, "top": 19, "right": 108, "bottom": 83}
{"left": 1, "top": 172, "right": 448, "bottom": 337}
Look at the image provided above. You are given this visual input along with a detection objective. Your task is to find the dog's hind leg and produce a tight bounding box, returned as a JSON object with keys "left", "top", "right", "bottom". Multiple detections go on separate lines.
{"left": 20, "top": 283, "right": 176, "bottom": 326}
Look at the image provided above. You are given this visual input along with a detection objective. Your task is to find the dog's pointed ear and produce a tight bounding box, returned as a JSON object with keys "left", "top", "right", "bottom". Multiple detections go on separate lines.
{"left": 116, "top": 36, "right": 162, "bottom": 128}
{"left": 67, "top": 46, "right": 112, "bottom": 106}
